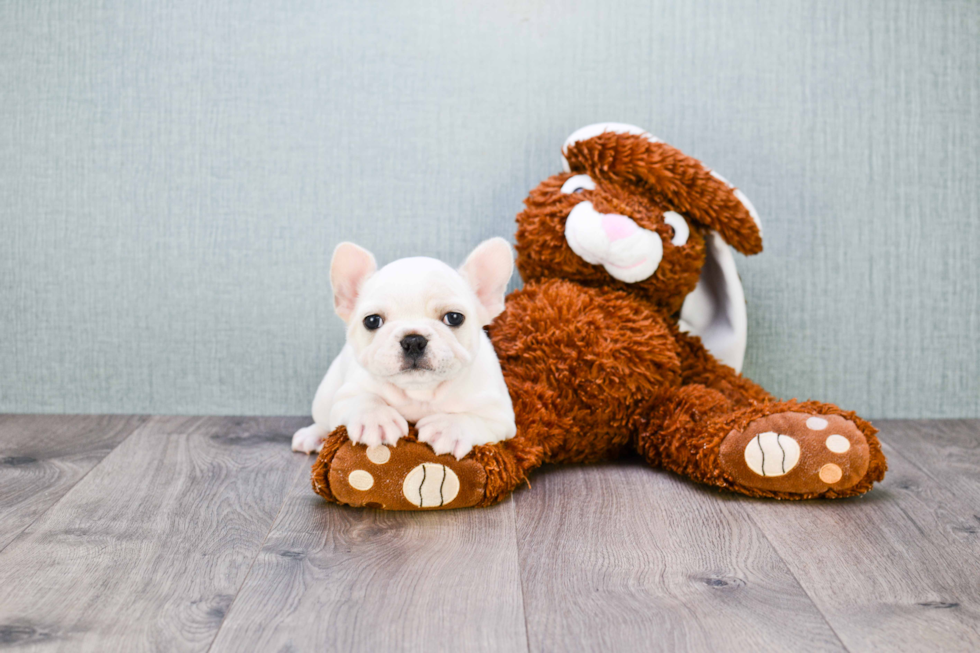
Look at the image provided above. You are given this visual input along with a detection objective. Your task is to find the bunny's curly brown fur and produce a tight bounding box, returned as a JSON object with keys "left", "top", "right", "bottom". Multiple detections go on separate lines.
{"left": 313, "top": 129, "right": 886, "bottom": 508}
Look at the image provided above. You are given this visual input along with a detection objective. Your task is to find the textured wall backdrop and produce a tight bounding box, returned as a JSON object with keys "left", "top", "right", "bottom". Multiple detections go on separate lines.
{"left": 1, "top": 0, "right": 978, "bottom": 417}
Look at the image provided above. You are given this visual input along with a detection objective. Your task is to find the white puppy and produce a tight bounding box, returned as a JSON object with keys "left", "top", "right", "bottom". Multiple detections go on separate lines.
{"left": 291, "top": 238, "right": 517, "bottom": 459}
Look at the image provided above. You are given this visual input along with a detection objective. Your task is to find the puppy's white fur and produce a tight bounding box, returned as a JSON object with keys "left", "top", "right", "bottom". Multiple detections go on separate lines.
{"left": 291, "top": 238, "right": 517, "bottom": 459}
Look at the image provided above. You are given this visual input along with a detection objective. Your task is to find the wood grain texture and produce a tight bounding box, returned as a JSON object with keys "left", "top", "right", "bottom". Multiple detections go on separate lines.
{"left": 514, "top": 462, "right": 844, "bottom": 652}
{"left": 0, "top": 414, "right": 147, "bottom": 552}
{"left": 207, "top": 474, "right": 528, "bottom": 653}
{"left": 741, "top": 431, "right": 980, "bottom": 652}
{"left": 877, "top": 420, "right": 980, "bottom": 507}
{"left": 2, "top": 416, "right": 976, "bottom": 652}
{"left": 0, "top": 416, "right": 307, "bottom": 652}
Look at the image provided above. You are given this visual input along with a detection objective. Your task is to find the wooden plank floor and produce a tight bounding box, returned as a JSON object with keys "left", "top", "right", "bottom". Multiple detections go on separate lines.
{"left": 1, "top": 417, "right": 978, "bottom": 652}
{"left": 0, "top": 415, "right": 147, "bottom": 553}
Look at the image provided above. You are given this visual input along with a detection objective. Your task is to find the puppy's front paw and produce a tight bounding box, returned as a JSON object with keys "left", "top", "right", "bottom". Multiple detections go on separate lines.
{"left": 292, "top": 424, "right": 328, "bottom": 454}
{"left": 347, "top": 405, "right": 409, "bottom": 447}
{"left": 417, "top": 414, "right": 492, "bottom": 459}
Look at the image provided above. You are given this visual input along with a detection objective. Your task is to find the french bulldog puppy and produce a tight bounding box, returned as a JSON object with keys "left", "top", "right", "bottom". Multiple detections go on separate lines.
{"left": 291, "top": 238, "right": 517, "bottom": 459}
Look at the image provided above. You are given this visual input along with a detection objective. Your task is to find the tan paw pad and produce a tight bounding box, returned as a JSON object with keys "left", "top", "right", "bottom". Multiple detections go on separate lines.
{"left": 326, "top": 440, "right": 486, "bottom": 510}
{"left": 719, "top": 411, "right": 870, "bottom": 494}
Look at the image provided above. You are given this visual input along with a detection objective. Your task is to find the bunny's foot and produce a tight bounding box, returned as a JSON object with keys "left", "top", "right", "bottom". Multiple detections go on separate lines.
{"left": 637, "top": 389, "right": 886, "bottom": 499}
{"left": 311, "top": 427, "right": 488, "bottom": 510}
{"left": 717, "top": 408, "right": 884, "bottom": 498}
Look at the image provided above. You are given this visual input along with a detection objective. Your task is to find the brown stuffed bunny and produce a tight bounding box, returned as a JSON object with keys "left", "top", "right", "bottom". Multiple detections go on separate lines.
{"left": 312, "top": 124, "right": 887, "bottom": 509}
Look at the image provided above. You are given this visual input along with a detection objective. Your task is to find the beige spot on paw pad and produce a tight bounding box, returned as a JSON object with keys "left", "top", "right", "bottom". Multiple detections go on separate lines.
{"left": 825, "top": 435, "right": 851, "bottom": 453}
{"left": 744, "top": 432, "right": 801, "bottom": 477}
{"left": 806, "top": 417, "right": 829, "bottom": 430}
{"left": 365, "top": 445, "right": 391, "bottom": 464}
{"left": 348, "top": 469, "right": 374, "bottom": 491}
{"left": 403, "top": 463, "right": 460, "bottom": 508}
{"left": 819, "top": 463, "right": 843, "bottom": 484}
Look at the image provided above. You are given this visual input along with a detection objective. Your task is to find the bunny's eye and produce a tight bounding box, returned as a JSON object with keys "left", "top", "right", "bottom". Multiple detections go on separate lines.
{"left": 663, "top": 212, "right": 690, "bottom": 246}
{"left": 560, "top": 174, "right": 596, "bottom": 195}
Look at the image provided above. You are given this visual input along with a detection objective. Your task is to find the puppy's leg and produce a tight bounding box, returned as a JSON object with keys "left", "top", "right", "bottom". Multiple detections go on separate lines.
{"left": 340, "top": 400, "right": 409, "bottom": 447}
{"left": 297, "top": 346, "right": 353, "bottom": 454}
{"left": 416, "top": 412, "right": 513, "bottom": 459}
{"left": 292, "top": 422, "right": 331, "bottom": 454}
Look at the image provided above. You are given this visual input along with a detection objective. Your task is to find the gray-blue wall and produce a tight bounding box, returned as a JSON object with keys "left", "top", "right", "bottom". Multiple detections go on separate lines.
{"left": 2, "top": 0, "right": 978, "bottom": 417}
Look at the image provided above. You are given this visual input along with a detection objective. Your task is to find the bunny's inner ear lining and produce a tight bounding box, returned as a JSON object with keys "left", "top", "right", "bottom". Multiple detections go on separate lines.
{"left": 679, "top": 231, "right": 748, "bottom": 372}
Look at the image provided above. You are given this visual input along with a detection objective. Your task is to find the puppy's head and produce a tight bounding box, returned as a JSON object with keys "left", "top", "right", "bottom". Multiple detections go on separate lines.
{"left": 331, "top": 238, "right": 513, "bottom": 388}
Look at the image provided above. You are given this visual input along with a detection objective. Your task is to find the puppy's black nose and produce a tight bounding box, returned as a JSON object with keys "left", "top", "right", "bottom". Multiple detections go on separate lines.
{"left": 400, "top": 334, "right": 428, "bottom": 358}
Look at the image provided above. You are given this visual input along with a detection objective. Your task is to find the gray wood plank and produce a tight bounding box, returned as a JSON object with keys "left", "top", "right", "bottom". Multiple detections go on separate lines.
{"left": 0, "top": 414, "right": 147, "bottom": 552}
{"left": 876, "top": 419, "right": 980, "bottom": 509}
{"left": 0, "top": 415, "right": 307, "bottom": 652}
{"left": 741, "top": 434, "right": 980, "bottom": 652}
{"left": 514, "top": 462, "right": 845, "bottom": 652}
{"left": 208, "top": 473, "right": 529, "bottom": 653}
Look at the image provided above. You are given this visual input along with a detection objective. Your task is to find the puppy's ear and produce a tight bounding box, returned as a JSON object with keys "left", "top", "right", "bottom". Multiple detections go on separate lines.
{"left": 330, "top": 242, "right": 377, "bottom": 322}
{"left": 459, "top": 237, "right": 514, "bottom": 324}
{"left": 564, "top": 130, "right": 763, "bottom": 255}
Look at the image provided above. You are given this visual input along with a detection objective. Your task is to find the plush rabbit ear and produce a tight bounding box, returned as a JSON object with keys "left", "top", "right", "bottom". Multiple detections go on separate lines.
{"left": 561, "top": 124, "right": 761, "bottom": 371}
{"left": 677, "top": 232, "right": 749, "bottom": 371}
{"left": 562, "top": 124, "right": 762, "bottom": 256}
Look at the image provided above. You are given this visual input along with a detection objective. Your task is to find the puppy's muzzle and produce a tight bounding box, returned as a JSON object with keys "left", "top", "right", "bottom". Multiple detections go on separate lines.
{"left": 400, "top": 334, "right": 428, "bottom": 360}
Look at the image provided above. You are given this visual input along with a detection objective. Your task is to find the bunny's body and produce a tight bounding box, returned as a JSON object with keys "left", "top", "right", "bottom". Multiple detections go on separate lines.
{"left": 311, "top": 125, "right": 887, "bottom": 509}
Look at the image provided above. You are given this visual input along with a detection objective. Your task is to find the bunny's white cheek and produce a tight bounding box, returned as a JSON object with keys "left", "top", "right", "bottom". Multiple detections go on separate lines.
{"left": 564, "top": 201, "right": 662, "bottom": 283}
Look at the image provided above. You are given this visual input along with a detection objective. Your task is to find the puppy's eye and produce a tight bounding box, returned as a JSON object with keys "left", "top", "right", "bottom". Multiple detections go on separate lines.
{"left": 560, "top": 174, "right": 596, "bottom": 195}
{"left": 363, "top": 314, "right": 384, "bottom": 330}
{"left": 663, "top": 211, "right": 690, "bottom": 246}
{"left": 442, "top": 312, "right": 465, "bottom": 327}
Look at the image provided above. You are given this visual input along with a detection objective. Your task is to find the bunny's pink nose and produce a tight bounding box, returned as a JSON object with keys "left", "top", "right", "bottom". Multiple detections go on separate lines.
{"left": 601, "top": 213, "right": 639, "bottom": 241}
